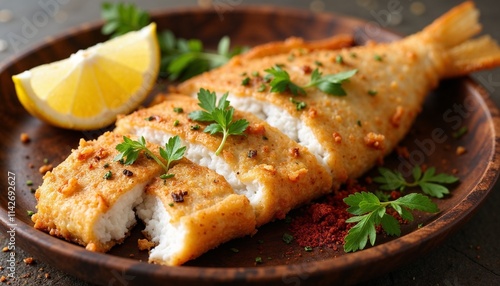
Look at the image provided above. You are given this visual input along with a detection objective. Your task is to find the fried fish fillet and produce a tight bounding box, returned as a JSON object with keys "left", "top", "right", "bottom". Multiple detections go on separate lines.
{"left": 32, "top": 132, "right": 256, "bottom": 262}
{"left": 32, "top": 132, "right": 163, "bottom": 252}
{"left": 178, "top": 1, "right": 500, "bottom": 185}
{"left": 115, "top": 94, "right": 333, "bottom": 226}
{"left": 137, "top": 163, "right": 255, "bottom": 266}
{"left": 33, "top": 2, "right": 500, "bottom": 267}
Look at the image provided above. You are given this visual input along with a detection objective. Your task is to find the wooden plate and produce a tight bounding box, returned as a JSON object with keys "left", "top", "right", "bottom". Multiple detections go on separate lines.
{"left": 1, "top": 6, "right": 499, "bottom": 286}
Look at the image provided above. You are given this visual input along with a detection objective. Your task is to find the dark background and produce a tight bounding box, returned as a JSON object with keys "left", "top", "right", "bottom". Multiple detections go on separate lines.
{"left": 0, "top": 0, "right": 499, "bottom": 285}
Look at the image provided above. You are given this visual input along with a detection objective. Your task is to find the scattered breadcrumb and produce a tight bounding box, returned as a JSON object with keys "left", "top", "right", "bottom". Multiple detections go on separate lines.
{"left": 395, "top": 146, "right": 410, "bottom": 159}
{"left": 2, "top": 247, "right": 8, "bottom": 252}
{"left": 456, "top": 146, "right": 467, "bottom": 155}
{"left": 138, "top": 239, "right": 155, "bottom": 251}
{"left": 20, "top": 133, "right": 30, "bottom": 143}
{"left": 0, "top": 275, "right": 6, "bottom": 282}
{"left": 23, "top": 257, "right": 34, "bottom": 265}
{"left": 38, "top": 164, "right": 53, "bottom": 175}
{"left": 44, "top": 273, "right": 51, "bottom": 279}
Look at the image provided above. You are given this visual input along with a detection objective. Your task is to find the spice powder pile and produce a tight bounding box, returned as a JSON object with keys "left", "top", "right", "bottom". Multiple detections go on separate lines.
{"left": 289, "top": 181, "right": 365, "bottom": 251}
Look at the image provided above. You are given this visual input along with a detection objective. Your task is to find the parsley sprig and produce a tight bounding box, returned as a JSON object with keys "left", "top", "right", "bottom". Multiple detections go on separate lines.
{"left": 303, "top": 69, "right": 358, "bottom": 96}
{"left": 188, "top": 89, "right": 249, "bottom": 155}
{"left": 264, "top": 65, "right": 357, "bottom": 96}
{"left": 159, "top": 31, "right": 247, "bottom": 81}
{"left": 114, "top": 135, "right": 186, "bottom": 179}
{"left": 343, "top": 192, "right": 439, "bottom": 252}
{"left": 264, "top": 65, "right": 306, "bottom": 96}
{"left": 101, "top": 2, "right": 246, "bottom": 81}
{"left": 101, "top": 2, "right": 150, "bottom": 38}
{"left": 374, "top": 166, "right": 459, "bottom": 198}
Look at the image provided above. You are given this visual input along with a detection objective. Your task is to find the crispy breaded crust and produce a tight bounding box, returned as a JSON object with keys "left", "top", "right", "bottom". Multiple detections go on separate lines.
{"left": 145, "top": 163, "right": 255, "bottom": 266}
{"left": 178, "top": 1, "right": 500, "bottom": 183}
{"left": 115, "top": 95, "right": 333, "bottom": 225}
{"left": 32, "top": 132, "right": 163, "bottom": 252}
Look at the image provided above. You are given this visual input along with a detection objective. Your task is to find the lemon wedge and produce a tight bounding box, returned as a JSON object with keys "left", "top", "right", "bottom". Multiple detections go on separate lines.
{"left": 12, "top": 23, "right": 160, "bottom": 130}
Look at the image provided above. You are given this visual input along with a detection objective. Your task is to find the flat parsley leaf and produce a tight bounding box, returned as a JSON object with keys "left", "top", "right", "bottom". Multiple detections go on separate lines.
{"left": 101, "top": 2, "right": 247, "bottom": 81}
{"left": 101, "top": 2, "right": 150, "bottom": 38}
{"left": 264, "top": 66, "right": 357, "bottom": 97}
{"left": 373, "top": 166, "right": 458, "bottom": 198}
{"left": 264, "top": 65, "right": 306, "bottom": 96}
{"left": 114, "top": 135, "right": 185, "bottom": 179}
{"left": 188, "top": 89, "right": 249, "bottom": 155}
{"left": 344, "top": 192, "right": 439, "bottom": 252}
{"left": 304, "top": 68, "right": 358, "bottom": 96}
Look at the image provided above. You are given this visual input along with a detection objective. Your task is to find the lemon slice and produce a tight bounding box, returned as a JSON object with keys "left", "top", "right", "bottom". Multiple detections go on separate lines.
{"left": 12, "top": 23, "right": 160, "bottom": 130}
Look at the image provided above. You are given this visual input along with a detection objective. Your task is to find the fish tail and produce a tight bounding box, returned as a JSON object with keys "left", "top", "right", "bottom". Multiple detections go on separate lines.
{"left": 421, "top": 1, "right": 500, "bottom": 77}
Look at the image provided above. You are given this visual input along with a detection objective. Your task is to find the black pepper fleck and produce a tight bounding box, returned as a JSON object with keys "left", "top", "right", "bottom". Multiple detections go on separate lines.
{"left": 123, "top": 169, "right": 133, "bottom": 176}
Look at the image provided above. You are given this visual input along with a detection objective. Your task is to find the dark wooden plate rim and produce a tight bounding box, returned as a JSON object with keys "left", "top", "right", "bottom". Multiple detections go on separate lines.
{"left": 0, "top": 5, "right": 499, "bottom": 285}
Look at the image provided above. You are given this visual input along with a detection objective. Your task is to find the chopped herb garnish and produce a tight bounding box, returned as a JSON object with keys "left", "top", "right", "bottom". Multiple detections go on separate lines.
{"left": 27, "top": 210, "right": 35, "bottom": 217}
{"left": 123, "top": 169, "right": 133, "bottom": 176}
{"left": 104, "top": 170, "right": 112, "bottom": 180}
{"left": 257, "top": 83, "right": 267, "bottom": 92}
{"left": 241, "top": 76, "right": 250, "bottom": 86}
{"left": 173, "top": 107, "right": 183, "bottom": 113}
{"left": 265, "top": 65, "right": 306, "bottom": 96}
{"left": 315, "top": 60, "right": 323, "bottom": 66}
{"left": 452, "top": 126, "right": 468, "bottom": 139}
{"left": 262, "top": 136, "right": 268, "bottom": 140}
{"left": 343, "top": 192, "right": 439, "bottom": 252}
{"left": 173, "top": 120, "right": 180, "bottom": 126}
{"left": 188, "top": 89, "right": 250, "bottom": 155}
{"left": 304, "top": 246, "right": 313, "bottom": 252}
{"left": 26, "top": 180, "right": 33, "bottom": 186}
{"left": 289, "top": 97, "right": 307, "bottom": 111}
{"left": 43, "top": 158, "right": 49, "bottom": 164}
{"left": 251, "top": 71, "right": 260, "bottom": 77}
{"left": 114, "top": 135, "right": 186, "bottom": 179}
{"left": 368, "top": 90, "right": 378, "bottom": 96}
{"left": 350, "top": 52, "right": 357, "bottom": 58}
{"left": 373, "top": 166, "right": 459, "bottom": 198}
{"left": 357, "top": 120, "right": 362, "bottom": 127}
{"left": 168, "top": 202, "right": 174, "bottom": 207}
{"left": 287, "top": 54, "right": 295, "bottom": 61}
{"left": 282, "top": 233, "right": 294, "bottom": 244}
{"left": 230, "top": 248, "right": 239, "bottom": 253}
{"left": 190, "top": 125, "right": 201, "bottom": 130}
{"left": 103, "top": 163, "right": 110, "bottom": 168}
{"left": 160, "top": 173, "right": 175, "bottom": 180}
{"left": 255, "top": 257, "right": 263, "bottom": 264}
{"left": 418, "top": 223, "right": 423, "bottom": 228}
{"left": 284, "top": 215, "right": 292, "bottom": 224}
{"left": 336, "top": 55, "right": 344, "bottom": 64}
{"left": 374, "top": 54, "right": 383, "bottom": 61}
{"left": 303, "top": 68, "right": 358, "bottom": 96}
{"left": 265, "top": 65, "right": 357, "bottom": 96}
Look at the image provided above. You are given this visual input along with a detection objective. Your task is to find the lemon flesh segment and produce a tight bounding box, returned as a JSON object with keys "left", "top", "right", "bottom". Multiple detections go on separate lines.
{"left": 12, "top": 23, "right": 160, "bottom": 130}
